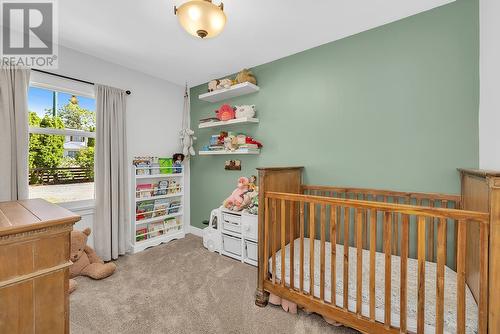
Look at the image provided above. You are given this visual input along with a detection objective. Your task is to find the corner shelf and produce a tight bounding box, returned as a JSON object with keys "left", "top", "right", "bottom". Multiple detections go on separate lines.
{"left": 199, "top": 148, "right": 260, "bottom": 155}
{"left": 198, "top": 82, "right": 260, "bottom": 103}
{"left": 198, "top": 117, "right": 259, "bottom": 129}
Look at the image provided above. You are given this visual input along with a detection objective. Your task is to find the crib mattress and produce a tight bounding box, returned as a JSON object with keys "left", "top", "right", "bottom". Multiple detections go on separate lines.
{"left": 269, "top": 238, "right": 478, "bottom": 334}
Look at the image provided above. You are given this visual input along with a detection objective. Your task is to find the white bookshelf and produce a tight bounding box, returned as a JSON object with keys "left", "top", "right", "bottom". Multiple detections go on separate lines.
{"left": 131, "top": 165, "right": 185, "bottom": 253}
{"left": 198, "top": 82, "right": 259, "bottom": 103}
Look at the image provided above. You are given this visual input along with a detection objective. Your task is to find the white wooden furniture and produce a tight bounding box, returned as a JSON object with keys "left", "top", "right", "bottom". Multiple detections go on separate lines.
{"left": 208, "top": 207, "right": 258, "bottom": 266}
{"left": 198, "top": 82, "right": 260, "bottom": 103}
{"left": 131, "top": 165, "right": 185, "bottom": 253}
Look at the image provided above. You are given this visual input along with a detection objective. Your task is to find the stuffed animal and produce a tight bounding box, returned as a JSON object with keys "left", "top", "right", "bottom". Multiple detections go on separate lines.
{"left": 180, "top": 128, "right": 196, "bottom": 157}
{"left": 223, "top": 177, "right": 250, "bottom": 210}
{"left": 216, "top": 78, "right": 233, "bottom": 90}
{"left": 235, "top": 105, "right": 256, "bottom": 119}
{"left": 208, "top": 79, "right": 219, "bottom": 92}
{"left": 216, "top": 104, "right": 235, "bottom": 121}
{"left": 246, "top": 136, "right": 263, "bottom": 148}
{"left": 224, "top": 135, "right": 238, "bottom": 151}
{"left": 70, "top": 228, "right": 116, "bottom": 281}
{"left": 236, "top": 69, "right": 257, "bottom": 85}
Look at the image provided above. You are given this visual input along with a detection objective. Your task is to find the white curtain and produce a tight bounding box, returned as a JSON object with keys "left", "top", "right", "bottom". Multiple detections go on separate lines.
{"left": 0, "top": 66, "right": 30, "bottom": 201}
{"left": 94, "top": 84, "right": 129, "bottom": 261}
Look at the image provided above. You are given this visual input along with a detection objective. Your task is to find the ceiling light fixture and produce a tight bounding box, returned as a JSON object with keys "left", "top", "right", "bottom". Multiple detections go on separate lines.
{"left": 174, "top": 0, "right": 226, "bottom": 39}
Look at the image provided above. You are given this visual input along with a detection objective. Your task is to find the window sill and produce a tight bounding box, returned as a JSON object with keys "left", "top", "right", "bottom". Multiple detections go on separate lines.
{"left": 58, "top": 199, "right": 95, "bottom": 212}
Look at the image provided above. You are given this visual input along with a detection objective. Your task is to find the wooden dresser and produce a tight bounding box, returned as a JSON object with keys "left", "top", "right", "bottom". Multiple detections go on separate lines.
{"left": 0, "top": 199, "right": 80, "bottom": 334}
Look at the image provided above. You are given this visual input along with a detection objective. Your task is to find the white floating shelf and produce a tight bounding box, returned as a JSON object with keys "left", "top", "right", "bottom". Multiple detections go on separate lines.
{"left": 199, "top": 148, "right": 260, "bottom": 155}
{"left": 198, "top": 82, "right": 260, "bottom": 103}
{"left": 136, "top": 173, "right": 183, "bottom": 179}
{"left": 198, "top": 117, "right": 259, "bottom": 129}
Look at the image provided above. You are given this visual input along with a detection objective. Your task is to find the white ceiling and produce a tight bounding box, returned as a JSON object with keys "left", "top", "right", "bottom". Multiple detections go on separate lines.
{"left": 58, "top": 0, "right": 454, "bottom": 87}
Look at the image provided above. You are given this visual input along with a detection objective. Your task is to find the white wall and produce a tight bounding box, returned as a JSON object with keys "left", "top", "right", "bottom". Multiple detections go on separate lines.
{"left": 479, "top": 0, "right": 500, "bottom": 169}
{"left": 40, "top": 45, "right": 188, "bottom": 247}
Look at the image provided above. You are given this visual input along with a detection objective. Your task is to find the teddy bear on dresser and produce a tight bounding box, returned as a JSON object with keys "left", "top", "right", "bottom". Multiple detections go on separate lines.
{"left": 69, "top": 228, "right": 116, "bottom": 292}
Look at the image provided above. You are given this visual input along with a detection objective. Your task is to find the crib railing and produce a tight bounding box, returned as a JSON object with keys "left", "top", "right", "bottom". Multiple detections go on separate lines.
{"left": 262, "top": 191, "right": 489, "bottom": 334}
{"left": 302, "top": 185, "right": 462, "bottom": 266}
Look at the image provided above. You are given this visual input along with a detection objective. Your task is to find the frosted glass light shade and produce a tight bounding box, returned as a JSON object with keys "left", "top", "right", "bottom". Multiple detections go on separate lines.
{"left": 175, "top": 0, "right": 226, "bottom": 39}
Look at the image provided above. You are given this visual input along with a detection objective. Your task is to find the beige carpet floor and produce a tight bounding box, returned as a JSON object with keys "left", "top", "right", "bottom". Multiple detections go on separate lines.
{"left": 70, "top": 234, "right": 358, "bottom": 334}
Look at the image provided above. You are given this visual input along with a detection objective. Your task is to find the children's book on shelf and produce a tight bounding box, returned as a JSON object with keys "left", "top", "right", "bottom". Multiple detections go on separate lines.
{"left": 136, "top": 227, "right": 148, "bottom": 241}
{"left": 158, "top": 158, "right": 173, "bottom": 174}
{"left": 153, "top": 198, "right": 169, "bottom": 217}
{"left": 155, "top": 180, "right": 169, "bottom": 195}
{"left": 168, "top": 180, "right": 177, "bottom": 194}
{"left": 136, "top": 184, "right": 153, "bottom": 198}
{"left": 136, "top": 200, "right": 154, "bottom": 220}
{"left": 148, "top": 221, "right": 165, "bottom": 237}
{"left": 168, "top": 200, "right": 181, "bottom": 214}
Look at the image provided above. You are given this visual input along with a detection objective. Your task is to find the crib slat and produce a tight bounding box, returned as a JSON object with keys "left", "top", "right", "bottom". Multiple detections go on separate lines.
{"left": 343, "top": 207, "right": 350, "bottom": 310}
{"left": 400, "top": 214, "right": 408, "bottom": 333}
{"left": 281, "top": 199, "right": 286, "bottom": 286}
{"left": 384, "top": 211, "right": 392, "bottom": 327}
{"left": 478, "top": 222, "right": 489, "bottom": 334}
{"left": 417, "top": 216, "right": 426, "bottom": 333}
{"left": 264, "top": 197, "right": 270, "bottom": 281}
{"left": 290, "top": 201, "right": 295, "bottom": 290}
{"left": 320, "top": 204, "right": 326, "bottom": 301}
{"left": 392, "top": 197, "right": 399, "bottom": 255}
{"left": 456, "top": 219, "right": 466, "bottom": 334}
{"left": 310, "top": 202, "right": 316, "bottom": 298}
{"left": 436, "top": 216, "right": 447, "bottom": 334}
{"left": 362, "top": 195, "right": 368, "bottom": 249}
{"left": 331, "top": 206, "right": 337, "bottom": 306}
{"left": 299, "top": 201, "right": 305, "bottom": 293}
{"left": 356, "top": 209, "right": 363, "bottom": 315}
{"left": 369, "top": 209, "right": 376, "bottom": 321}
{"left": 428, "top": 200, "right": 435, "bottom": 262}
{"left": 272, "top": 199, "right": 277, "bottom": 285}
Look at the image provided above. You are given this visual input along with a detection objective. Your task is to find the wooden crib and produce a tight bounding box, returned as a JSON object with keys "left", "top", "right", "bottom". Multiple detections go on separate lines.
{"left": 254, "top": 167, "right": 499, "bottom": 334}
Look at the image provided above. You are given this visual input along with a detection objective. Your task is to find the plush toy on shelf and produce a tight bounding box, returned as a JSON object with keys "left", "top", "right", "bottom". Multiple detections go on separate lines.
{"left": 208, "top": 79, "right": 219, "bottom": 92}
{"left": 216, "top": 104, "right": 236, "bottom": 121}
{"left": 246, "top": 136, "right": 263, "bottom": 148}
{"left": 236, "top": 69, "right": 257, "bottom": 85}
{"left": 172, "top": 153, "right": 184, "bottom": 173}
{"left": 216, "top": 78, "right": 233, "bottom": 90}
{"left": 235, "top": 105, "right": 256, "bottom": 119}
{"left": 223, "top": 134, "right": 239, "bottom": 151}
{"left": 223, "top": 177, "right": 250, "bottom": 211}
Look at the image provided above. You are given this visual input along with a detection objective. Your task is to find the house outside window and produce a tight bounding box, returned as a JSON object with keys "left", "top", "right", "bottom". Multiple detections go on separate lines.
{"left": 28, "top": 86, "right": 96, "bottom": 204}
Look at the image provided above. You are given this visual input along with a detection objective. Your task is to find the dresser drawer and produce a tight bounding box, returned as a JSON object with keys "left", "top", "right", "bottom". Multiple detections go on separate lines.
{"left": 244, "top": 240, "right": 258, "bottom": 262}
{"left": 241, "top": 213, "right": 258, "bottom": 241}
{"left": 222, "top": 212, "right": 242, "bottom": 234}
{"left": 222, "top": 234, "right": 241, "bottom": 256}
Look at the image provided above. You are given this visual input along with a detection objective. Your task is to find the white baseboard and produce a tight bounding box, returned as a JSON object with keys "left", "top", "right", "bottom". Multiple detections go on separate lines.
{"left": 189, "top": 225, "right": 204, "bottom": 237}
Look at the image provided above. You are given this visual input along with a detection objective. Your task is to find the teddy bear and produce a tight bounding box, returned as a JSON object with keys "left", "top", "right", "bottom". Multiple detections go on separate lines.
{"left": 235, "top": 105, "right": 256, "bottom": 119}
{"left": 208, "top": 79, "right": 219, "bottom": 92}
{"left": 223, "top": 177, "right": 250, "bottom": 210}
{"left": 236, "top": 69, "right": 257, "bottom": 85}
{"left": 216, "top": 78, "right": 232, "bottom": 90}
{"left": 70, "top": 228, "right": 116, "bottom": 282}
{"left": 223, "top": 134, "right": 238, "bottom": 151}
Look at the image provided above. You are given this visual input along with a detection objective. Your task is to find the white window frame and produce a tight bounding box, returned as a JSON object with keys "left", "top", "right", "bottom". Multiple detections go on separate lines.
{"left": 28, "top": 77, "right": 96, "bottom": 210}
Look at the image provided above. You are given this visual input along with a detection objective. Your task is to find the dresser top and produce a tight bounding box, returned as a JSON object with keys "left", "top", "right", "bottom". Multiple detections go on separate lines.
{"left": 0, "top": 199, "right": 80, "bottom": 237}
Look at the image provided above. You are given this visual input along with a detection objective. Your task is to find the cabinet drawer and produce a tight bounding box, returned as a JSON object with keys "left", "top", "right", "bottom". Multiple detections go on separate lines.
{"left": 222, "top": 212, "right": 241, "bottom": 234}
{"left": 241, "top": 213, "right": 258, "bottom": 241}
{"left": 222, "top": 234, "right": 241, "bottom": 256}
{"left": 245, "top": 240, "right": 258, "bottom": 262}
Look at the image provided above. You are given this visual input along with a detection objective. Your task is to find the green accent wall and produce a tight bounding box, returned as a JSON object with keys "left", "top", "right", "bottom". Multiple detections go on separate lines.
{"left": 190, "top": 0, "right": 479, "bottom": 231}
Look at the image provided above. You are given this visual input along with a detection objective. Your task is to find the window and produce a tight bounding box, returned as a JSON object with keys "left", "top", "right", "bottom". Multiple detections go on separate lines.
{"left": 28, "top": 86, "right": 96, "bottom": 204}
